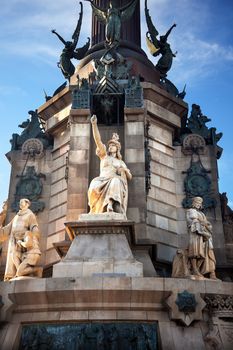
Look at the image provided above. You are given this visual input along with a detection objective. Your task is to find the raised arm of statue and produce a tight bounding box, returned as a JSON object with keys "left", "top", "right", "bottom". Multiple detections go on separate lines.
{"left": 90, "top": 115, "right": 106, "bottom": 158}
{"left": 51, "top": 29, "right": 67, "bottom": 46}
{"left": 164, "top": 24, "right": 176, "bottom": 41}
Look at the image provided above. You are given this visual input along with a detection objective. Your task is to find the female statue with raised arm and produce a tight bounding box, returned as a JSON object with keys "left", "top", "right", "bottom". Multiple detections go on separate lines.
{"left": 88, "top": 115, "right": 132, "bottom": 217}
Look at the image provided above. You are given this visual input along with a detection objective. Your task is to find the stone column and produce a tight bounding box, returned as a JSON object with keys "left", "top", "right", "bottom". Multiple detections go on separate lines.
{"left": 124, "top": 108, "right": 147, "bottom": 240}
{"left": 66, "top": 109, "right": 91, "bottom": 221}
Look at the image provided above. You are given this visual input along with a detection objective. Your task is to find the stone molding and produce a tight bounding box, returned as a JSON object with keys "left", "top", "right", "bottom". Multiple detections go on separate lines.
{"left": 205, "top": 294, "right": 233, "bottom": 317}
{"left": 64, "top": 219, "right": 135, "bottom": 242}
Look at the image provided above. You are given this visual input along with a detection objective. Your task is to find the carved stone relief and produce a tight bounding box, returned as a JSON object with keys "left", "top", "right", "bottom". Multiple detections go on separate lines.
{"left": 12, "top": 166, "right": 45, "bottom": 213}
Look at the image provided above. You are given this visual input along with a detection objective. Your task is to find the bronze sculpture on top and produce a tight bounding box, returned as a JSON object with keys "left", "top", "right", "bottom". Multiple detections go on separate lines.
{"left": 88, "top": 115, "right": 132, "bottom": 217}
{"left": 145, "top": 0, "right": 176, "bottom": 78}
{"left": 52, "top": 2, "right": 90, "bottom": 80}
{"left": 10, "top": 109, "right": 52, "bottom": 151}
{"left": 85, "top": 0, "right": 138, "bottom": 48}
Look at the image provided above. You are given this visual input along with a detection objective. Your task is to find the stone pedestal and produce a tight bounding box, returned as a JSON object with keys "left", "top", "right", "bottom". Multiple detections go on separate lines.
{"left": 53, "top": 214, "right": 143, "bottom": 278}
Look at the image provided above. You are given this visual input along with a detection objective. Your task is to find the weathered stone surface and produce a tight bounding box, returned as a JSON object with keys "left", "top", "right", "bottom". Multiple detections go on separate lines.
{"left": 53, "top": 129, "right": 69, "bottom": 150}
{"left": 146, "top": 225, "right": 179, "bottom": 246}
{"left": 133, "top": 250, "right": 157, "bottom": 277}
{"left": 156, "top": 244, "right": 177, "bottom": 263}
{"left": 70, "top": 136, "right": 90, "bottom": 150}
{"left": 49, "top": 203, "right": 67, "bottom": 221}
{"left": 49, "top": 190, "right": 67, "bottom": 210}
{"left": 70, "top": 123, "right": 90, "bottom": 137}
{"left": 124, "top": 135, "right": 144, "bottom": 149}
{"left": 125, "top": 149, "right": 144, "bottom": 163}
{"left": 147, "top": 198, "right": 177, "bottom": 220}
{"left": 53, "top": 154, "right": 66, "bottom": 171}
{"left": 151, "top": 161, "right": 175, "bottom": 180}
{"left": 127, "top": 207, "right": 145, "bottom": 223}
{"left": 63, "top": 234, "right": 134, "bottom": 261}
{"left": 170, "top": 326, "right": 206, "bottom": 349}
{"left": 69, "top": 150, "right": 88, "bottom": 164}
{"left": 51, "top": 166, "right": 66, "bottom": 184}
{"left": 47, "top": 231, "right": 66, "bottom": 250}
{"left": 126, "top": 163, "right": 145, "bottom": 177}
{"left": 52, "top": 218, "right": 143, "bottom": 278}
{"left": 142, "top": 81, "right": 188, "bottom": 117}
{"left": 46, "top": 105, "right": 71, "bottom": 130}
{"left": 52, "top": 143, "right": 69, "bottom": 159}
{"left": 78, "top": 212, "right": 126, "bottom": 222}
{"left": 150, "top": 148, "right": 174, "bottom": 168}
{"left": 150, "top": 139, "right": 174, "bottom": 156}
{"left": 125, "top": 121, "right": 144, "bottom": 136}
{"left": 149, "top": 186, "right": 177, "bottom": 206}
{"left": 48, "top": 216, "right": 67, "bottom": 236}
{"left": 145, "top": 100, "right": 181, "bottom": 128}
{"left": 67, "top": 193, "right": 87, "bottom": 210}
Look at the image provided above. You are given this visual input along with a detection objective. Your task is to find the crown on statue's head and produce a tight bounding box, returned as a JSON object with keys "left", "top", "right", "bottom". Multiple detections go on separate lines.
{"left": 107, "top": 133, "right": 121, "bottom": 150}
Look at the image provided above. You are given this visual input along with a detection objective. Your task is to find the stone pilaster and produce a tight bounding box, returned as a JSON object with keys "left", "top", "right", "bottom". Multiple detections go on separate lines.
{"left": 66, "top": 109, "right": 90, "bottom": 221}
{"left": 124, "top": 108, "right": 147, "bottom": 241}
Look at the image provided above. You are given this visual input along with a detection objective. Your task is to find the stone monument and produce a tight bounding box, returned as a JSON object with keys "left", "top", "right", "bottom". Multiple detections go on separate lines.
{"left": 0, "top": 1, "right": 232, "bottom": 349}
{"left": 53, "top": 115, "right": 143, "bottom": 278}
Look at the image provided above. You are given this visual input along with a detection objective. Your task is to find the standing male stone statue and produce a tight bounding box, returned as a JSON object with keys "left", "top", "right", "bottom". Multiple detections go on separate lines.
{"left": 172, "top": 196, "right": 218, "bottom": 280}
{"left": 0, "top": 198, "right": 41, "bottom": 280}
{"left": 186, "top": 196, "right": 217, "bottom": 279}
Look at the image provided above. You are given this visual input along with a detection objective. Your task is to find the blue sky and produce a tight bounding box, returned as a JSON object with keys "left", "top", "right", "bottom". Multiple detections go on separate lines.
{"left": 0, "top": 0, "right": 233, "bottom": 207}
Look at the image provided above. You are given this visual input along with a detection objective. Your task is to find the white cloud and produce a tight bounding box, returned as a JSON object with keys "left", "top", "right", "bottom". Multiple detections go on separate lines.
{"left": 0, "top": 0, "right": 92, "bottom": 69}
{"left": 1, "top": 0, "right": 92, "bottom": 37}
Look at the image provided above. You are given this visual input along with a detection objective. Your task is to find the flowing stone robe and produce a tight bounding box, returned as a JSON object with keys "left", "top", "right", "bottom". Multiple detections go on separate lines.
{"left": 0, "top": 208, "right": 39, "bottom": 280}
{"left": 88, "top": 143, "right": 130, "bottom": 216}
{"left": 186, "top": 207, "right": 216, "bottom": 275}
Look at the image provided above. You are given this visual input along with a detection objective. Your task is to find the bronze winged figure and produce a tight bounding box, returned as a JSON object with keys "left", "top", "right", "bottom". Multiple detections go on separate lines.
{"left": 52, "top": 2, "right": 90, "bottom": 80}
{"left": 145, "top": 0, "right": 176, "bottom": 78}
{"left": 85, "top": 0, "right": 138, "bottom": 47}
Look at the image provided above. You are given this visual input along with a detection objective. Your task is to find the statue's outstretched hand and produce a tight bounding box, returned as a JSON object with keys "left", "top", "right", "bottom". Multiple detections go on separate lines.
{"left": 91, "top": 115, "right": 97, "bottom": 124}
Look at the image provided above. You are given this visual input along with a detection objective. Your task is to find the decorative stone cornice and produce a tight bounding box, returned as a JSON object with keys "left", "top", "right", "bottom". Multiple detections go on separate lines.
{"left": 205, "top": 295, "right": 233, "bottom": 316}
